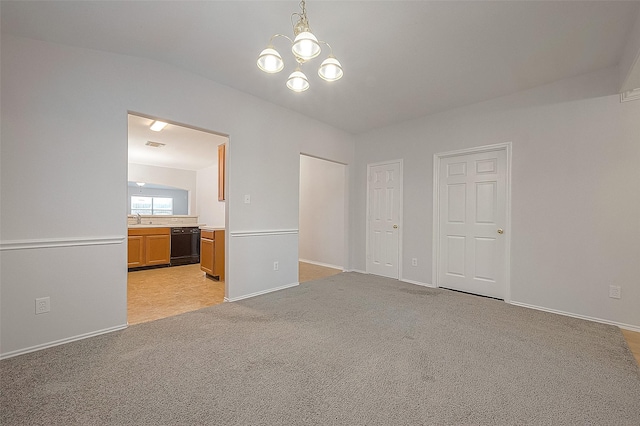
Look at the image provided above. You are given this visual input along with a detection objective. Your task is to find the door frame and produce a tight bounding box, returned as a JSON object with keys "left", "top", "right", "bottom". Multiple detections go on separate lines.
{"left": 432, "top": 143, "right": 512, "bottom": 301}
{"left": 366, "top": 159, "right": 403, "bottom": 279}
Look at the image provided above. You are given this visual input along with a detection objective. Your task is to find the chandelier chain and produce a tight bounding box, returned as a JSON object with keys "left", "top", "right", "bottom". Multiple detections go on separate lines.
{"left": 292, "top": 0, "right": 311, "bottom": 36}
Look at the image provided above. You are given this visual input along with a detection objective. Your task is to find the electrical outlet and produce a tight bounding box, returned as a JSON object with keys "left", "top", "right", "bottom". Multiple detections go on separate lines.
{"left": 244, "top": 194, "right": 251, "bottom": 204}
{"left": 609, "top": 285, "right": 621, "bottom": 299}
{"left": 411, "top": 258, "right": 418, "bottom": 267}
{"left": 35, "top": 297, "right": 50, "bottom": 314}
{"left": 273, "top": 261, "right": 279, "bottom": 271}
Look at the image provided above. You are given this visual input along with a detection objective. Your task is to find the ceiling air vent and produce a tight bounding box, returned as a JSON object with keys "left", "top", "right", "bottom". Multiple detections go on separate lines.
{"left": 145, "top": 141, "right": 166, "bottom": 148}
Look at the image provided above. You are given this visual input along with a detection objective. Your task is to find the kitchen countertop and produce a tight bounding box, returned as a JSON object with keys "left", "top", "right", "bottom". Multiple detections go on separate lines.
{"left": 200, "top": 226, "right": 225, "bottom": 231}
{"left": 128, "top": 224, "right": 207, "bottom": 229}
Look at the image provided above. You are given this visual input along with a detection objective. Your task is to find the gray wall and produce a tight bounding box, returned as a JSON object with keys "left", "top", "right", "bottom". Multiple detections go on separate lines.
{"left": 0, "top": 35, "right": 354, "bottom": 358}
{"left": 352, "top": 66, "right": 640, "bottom": 329}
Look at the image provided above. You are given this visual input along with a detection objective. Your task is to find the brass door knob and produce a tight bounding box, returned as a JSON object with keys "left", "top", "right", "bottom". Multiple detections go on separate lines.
{"left": 497, "top": 228, "right": 504, "bottom": 234}
{"left": 393, "top": 225, "right": 398, "bottom": 229}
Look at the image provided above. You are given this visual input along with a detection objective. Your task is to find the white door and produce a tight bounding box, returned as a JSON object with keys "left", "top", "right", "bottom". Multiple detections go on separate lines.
{"left": 437, "top": 149, "right": 507, "bottom": 299}
{"left": 367, "top": 161, "right": 402, "bottom": 279}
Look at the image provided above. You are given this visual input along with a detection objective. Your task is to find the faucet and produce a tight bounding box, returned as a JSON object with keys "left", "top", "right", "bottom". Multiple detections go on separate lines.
{"left": 136, "top": 213, "right": 141, "bottom": 224}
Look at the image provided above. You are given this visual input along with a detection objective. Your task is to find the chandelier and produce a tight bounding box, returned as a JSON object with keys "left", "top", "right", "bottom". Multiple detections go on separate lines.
{"left": 257, "top": 0, "right": 343, "bottom": 92}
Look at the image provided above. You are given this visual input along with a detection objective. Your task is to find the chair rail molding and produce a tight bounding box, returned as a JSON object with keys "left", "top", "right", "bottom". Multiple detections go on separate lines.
{"left": 229, "top": 229, "right": 298, "bottom": 238}
{"left": 0, "top": 235, "right": 126, "bottom": 251}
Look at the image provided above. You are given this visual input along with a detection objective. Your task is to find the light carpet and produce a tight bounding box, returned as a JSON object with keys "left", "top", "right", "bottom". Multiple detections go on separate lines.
{"left": 1, "top": 272, "right": 639, "bottom": 425}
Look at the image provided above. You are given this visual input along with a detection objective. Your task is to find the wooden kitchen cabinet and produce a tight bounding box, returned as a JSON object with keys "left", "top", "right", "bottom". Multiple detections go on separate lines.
{"left": 127, "top": 235, "right": 144, "bottom": 268}
{"left": 145, "top": 234, "right": 171, "bottom": 266}
{"left": 128, "top": 228, "right": 170, "bottom": 268}
{"left": 213, "top": 230, "right": 225, "bottom": 280}
{"left": 201, "top": 229, "right": 225, "bottom": 280}
{"left": 200, "top": 230, "right": 214, "bottom": 275}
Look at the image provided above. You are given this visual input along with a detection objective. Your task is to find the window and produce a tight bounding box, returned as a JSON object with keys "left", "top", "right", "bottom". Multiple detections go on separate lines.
{"left": 131, "top": 196, "right": 173, "bottom": 215}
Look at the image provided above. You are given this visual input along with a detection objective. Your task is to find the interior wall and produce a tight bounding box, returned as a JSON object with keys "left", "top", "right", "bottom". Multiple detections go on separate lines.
{"left": 128, "top": 163, "right": 197, "bottom": 214}
{"left": 0, "top": 35, "right": 354, "bottom": 358}
{"left": 352, "top": 66, "right": 640, "bottom": 329}
{"left": 196, "top": 161, "right": 225, "bottom": 228}
{"left": 299, "top": 155, "right": 346, "bottom": 269}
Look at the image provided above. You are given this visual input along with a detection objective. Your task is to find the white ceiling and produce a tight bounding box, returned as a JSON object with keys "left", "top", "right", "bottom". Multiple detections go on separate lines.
{"left": 2, "top": 1, "right": 639, "bottom": 135}
{"left": 128, "top": 114, "right": 227, "bottom": 171}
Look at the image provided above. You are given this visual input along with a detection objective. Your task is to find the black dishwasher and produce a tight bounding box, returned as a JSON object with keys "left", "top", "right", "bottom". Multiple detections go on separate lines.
{"left": 170, "top": 227, "right": 201, "bottom": 266}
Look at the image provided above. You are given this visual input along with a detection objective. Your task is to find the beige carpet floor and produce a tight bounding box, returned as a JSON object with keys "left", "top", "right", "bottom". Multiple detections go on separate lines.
{"left": 2, "top": 272, "right": 639, "bottom": 425}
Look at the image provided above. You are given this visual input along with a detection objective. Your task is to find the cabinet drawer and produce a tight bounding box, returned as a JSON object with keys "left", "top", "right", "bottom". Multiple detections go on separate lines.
{"left": 201, "top": 230, "right": 214, "bottom": 240}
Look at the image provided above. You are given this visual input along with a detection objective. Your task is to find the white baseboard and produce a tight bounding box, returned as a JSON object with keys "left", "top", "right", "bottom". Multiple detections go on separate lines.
{"left": 0, "top": 324, "right": 128, "bottom": 360}
{"left": 401, "top": 278, "right": 435, "bottom": 288}
{"left": 224, "top": 282, "right": 299, "bottom": 303}
{"left": 348, "top": 269, "right": 367, "bottom": 274}
{"left": 509, "top": 301, "right": 640, "bottom": 333}
{"left": 299, "top": 259, "right": 344, "bottom": 271}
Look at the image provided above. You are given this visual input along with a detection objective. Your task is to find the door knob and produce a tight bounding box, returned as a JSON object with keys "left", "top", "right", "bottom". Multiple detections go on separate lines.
{"left": 393, "top": 225, "right": 398, "bottom": 229}
{"left": 497, "top": 228, "right": 504, "bottom": 234}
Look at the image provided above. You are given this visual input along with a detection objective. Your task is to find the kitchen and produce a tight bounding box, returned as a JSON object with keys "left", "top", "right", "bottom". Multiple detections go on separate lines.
{"left": 127, "top": 113, "right": 228, "bottom": 324}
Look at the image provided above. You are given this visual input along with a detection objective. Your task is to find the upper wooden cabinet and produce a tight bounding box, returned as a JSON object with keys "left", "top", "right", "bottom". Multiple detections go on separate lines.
{"left": 128, "top": 228, "right": 171, "bottom": 268}
{"left": 218, "top": 143, "right": 226, "bottom": 201}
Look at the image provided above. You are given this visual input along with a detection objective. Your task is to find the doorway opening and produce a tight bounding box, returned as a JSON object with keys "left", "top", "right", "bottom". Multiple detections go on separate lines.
{"left": 127, "top": 112, "right": 229, "bottom": 324}
{"left": 299, "top": 154, "right": 347, "bottom": 281}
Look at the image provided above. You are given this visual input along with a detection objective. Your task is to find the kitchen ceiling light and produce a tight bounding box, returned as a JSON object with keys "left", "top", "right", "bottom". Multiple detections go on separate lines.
{"left": 257, "top": 0, "right": 342, "bottom": 92}
{"left": 150, "top": 120, "right": 168, "bottom": 132}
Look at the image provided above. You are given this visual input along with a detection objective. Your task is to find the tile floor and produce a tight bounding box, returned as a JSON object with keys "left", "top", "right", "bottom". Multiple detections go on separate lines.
{"left": 127, "top": 261, "right": 341, "bottom": 325}
{"left": 127, "top": 264, "right": 225, "bottom": 325}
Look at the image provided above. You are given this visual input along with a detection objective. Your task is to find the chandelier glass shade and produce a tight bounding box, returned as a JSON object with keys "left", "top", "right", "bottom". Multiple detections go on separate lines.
{"left": 257, "top": 48, "right": 284, "bottom": 73}
{"left": 287, "top": 68, "right": 310, "bottom": 92}
{"left": 318, "top": 56, "right": 343, "bottom": 81}
{"left": 292, "top": 32, "right": 321, "bottom": 61}
{"left": 257, "top": 0, "right": 342, "bottom": 92}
